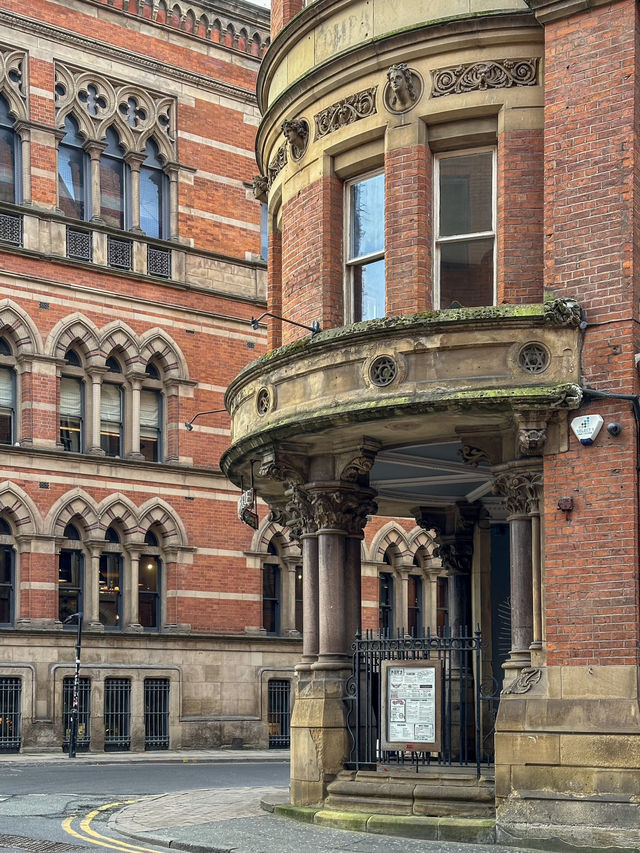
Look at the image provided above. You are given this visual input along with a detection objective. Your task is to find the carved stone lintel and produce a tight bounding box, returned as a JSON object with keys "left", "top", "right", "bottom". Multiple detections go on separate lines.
{"left": 493, "top": 469, "right": 543, "bottom": 516}
{"left": 431, "top": 58, "right": 539, "bottom": 98}
{"left": 384, "top": 64, "right": 421, "bottom": 113}
{"left": 543, "top": 298, "right": 582, "bottom": 328}
{"left": 314, "top": 87, "right": 377, "bottom": 139}
{"left": 502, "top": 667, "right": 542, "bottom": 695}
{"left": 282, "top": 119, "right": 309, "bottom": 161}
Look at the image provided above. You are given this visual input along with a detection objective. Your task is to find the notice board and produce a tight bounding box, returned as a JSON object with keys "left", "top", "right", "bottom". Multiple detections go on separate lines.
{"left": 380, "top": 659, "right": 442, "bottom": 752}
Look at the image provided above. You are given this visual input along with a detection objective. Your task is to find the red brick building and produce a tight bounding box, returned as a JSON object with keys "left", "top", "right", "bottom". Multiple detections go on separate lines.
{"left": 222, "top": 0, "right": 640, "bottom": 846}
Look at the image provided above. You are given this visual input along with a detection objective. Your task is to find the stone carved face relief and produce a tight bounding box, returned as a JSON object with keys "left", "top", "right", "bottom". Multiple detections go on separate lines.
{"left": 385, "top": 63, "right": 420, "bottom": 113}
{"left": 281, "top": 119, "right": 309, "bottom": 160}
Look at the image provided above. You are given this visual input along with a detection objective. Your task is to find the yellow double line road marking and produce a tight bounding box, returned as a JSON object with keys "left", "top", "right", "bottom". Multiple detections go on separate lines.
{"left": 62, "top": 799, "right": 170, "bottom": 853}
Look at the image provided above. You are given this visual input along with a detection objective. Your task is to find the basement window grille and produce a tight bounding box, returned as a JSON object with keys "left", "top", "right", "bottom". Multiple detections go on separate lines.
{"left": 107, "top": 236, "right": 132, "bottom": 271}
{"left": 0, "top": 213, "right": 22, "bottom": 246}
{"left": 147, "top": 245, "right": 171, "bottom": 279}
{"left": 66, "top": 227, "right": 92, "bottom": 262}
{"left": 0, "top": 677, "right": 21, "bottom": 752}
{"left": 104, "top": 677, "right": 131, "bottom": 751}
{"left": 267, "top": 679, "right": 291, "bottom": 749}
{"left": 62, "top": 676, "right": 91, "bottom": 752}
{"left": 144, "top": 678, "right": 170, "bottom": 750}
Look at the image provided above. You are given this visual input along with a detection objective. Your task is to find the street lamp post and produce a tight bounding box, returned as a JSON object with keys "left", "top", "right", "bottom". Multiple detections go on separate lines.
{"left": 63, "top": 612, "right": 83, "bottom": 758}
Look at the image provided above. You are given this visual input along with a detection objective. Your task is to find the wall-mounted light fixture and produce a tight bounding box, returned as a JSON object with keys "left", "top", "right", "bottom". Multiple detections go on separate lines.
{"left": 184, "top": 409, "right": 227, "bottom": 430}
{"left": 250, "top": 311, "right": 321, "bottom": 336}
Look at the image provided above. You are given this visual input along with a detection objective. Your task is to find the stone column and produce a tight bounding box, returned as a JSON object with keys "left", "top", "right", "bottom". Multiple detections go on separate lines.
{"left": 85, "top": 545, "right": 103, "bottom": 631}
{"left": 127, "top": 374, "right": 145, "bottom": 461}
{"left": 14, "top": 122, "right": 32, "bottom": 205}
{"left": 165, "top": 163, "right": 180, "bottom": 241}
{"left": 299, "top": 532, "right": 319, "bottom": 669}
{"left": 493, "top": 464, "right": 543, "bottom": 674}
{"left": 125, "top": 152, "right": 145, "bottom": 234}
{"left": 87, "top": 368, "right": 105, "bottom": 456}
{"left": 86, "top": 141, "right": 106, "bottom": 223}
{"left": 124, "top": 548, "right": 143, "bottom": 632}
{"left": 344, "top": 534, "right": 362, "bottom": 656}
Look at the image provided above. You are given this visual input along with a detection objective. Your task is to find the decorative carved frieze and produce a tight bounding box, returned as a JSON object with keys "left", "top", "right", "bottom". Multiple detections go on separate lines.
{"left": 502, "top": 667, "right": 542, "bottom": 695}
{"left": 431, "top": 58, "right": 539, "bottom": 98}
{"left": 282, "top": 119, "right": 309, "bottom": 161}
{"left": 267, "top": 144, "right": 287, "bottom": 187}
{"left": 384, "top": 64, "right": 421, "bottom": 113}
{"left": 493, "top": 469, "right": 543, "bottom": 516}
{"left": 458, "top": 444, "right": 490, "bottom": 468}
{"left": 54, "top": 64, "right": 176, "bottom": 160}
{"left": 0, "top": 47, "right": 27, "bottom": 122}
{"left": 543, "top": 298, "right": 582, "bottom": 329}
{"left": 314, "top": 87, "right": 377, "bottom": 139}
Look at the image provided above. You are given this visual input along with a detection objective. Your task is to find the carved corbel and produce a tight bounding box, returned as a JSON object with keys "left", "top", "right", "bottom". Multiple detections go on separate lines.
{"left": 252, "top": 175, "right": 268, "bottom": 202}
{"left": 543, "top": 298, "right": 582, "bottom": 329}
{"left": 257, "top": 447, "right": 306, "bottom": 486}
{"left": 434, "top": 540, "right": 473, "bottom": 575}
{"left": 514, "top": 410, "right": 550, "bottom": 457}
{"left": 337, "top": 438, "right": 381, "bottom": 483}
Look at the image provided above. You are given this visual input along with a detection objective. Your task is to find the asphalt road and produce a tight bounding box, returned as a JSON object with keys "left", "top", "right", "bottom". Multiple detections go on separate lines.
{"left": 0, "top": 760, "right": 289, "bottom": 852}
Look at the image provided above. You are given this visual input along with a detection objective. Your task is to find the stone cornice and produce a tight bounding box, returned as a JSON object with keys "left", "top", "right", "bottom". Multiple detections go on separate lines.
{"left": 524, "top": 0, "right": 626, "bottom": 24}
{"left": 0, "top": 8, "right": 257, "bottom": 106}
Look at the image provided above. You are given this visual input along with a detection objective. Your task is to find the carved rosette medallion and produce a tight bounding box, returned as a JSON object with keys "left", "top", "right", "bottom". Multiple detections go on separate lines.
{"left": 493, "top": 470, "right": 543, "bottom": 516}
{"left": 502, "top": 666, "right": 542, "bottom": 695}
{"left": 314, "top": 87, "right": 377, "bottom": 139}
{"left": 431, "top": 58, "right": 539, "bottom": 98}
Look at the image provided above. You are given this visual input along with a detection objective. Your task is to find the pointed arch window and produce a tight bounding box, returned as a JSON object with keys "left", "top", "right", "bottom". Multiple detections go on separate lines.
{"left": 99, "top": 526, "right": 123, "bottom": 629}
{"left": 101, "top": 356, "right": 123, "bottom": 457}
{"left": 58, "top": 523, "right": 84, "bottom": 623}
{"left": 0, "top": 517, "right": 14, "bottom": 626}
{"left": 58, "top": 115, "right": 89, "bottom": 220}
{"left": 100, "top": 127, "right": 128, "bottom": 230}
{"left": 0, "top": 94, "right": 19, "bottom": 204}
{"left": 140, "top": 360, "right": 163, "bottom": 462}
{"left": 139, "top": 529, "right": 161, "bottom": 630}
{"left": 263, "top": 542, "right": 281, "bottom": 635}
{"left": 60, "top": 348, "right": 84, "bottom": 453}
{"left": 140, "top": 138, "right": 168, "bottom": 239}
{"left": 0, "top": 337, "right": 16, "bottom": 445}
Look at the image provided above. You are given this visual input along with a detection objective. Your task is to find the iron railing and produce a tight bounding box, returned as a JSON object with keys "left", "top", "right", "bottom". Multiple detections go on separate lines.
{"left": 345, "top": 628, "right": 496, "bottom": 777}
{"left": 144, "top": 678, "right": 170, "bottom": 750}
{"left": 0, "top": 677, "right": 21, "bottom": 752}
{"left": 268, "top": 679, "right": 291, "bottom": 749}
{"left": 63, "top": 676, "right": 91, "bottom": 752}
{"left": 0, "top": 213, "right": 22, "bottom": 246}
{"left": 66, "top": 227, "right": 92, "bottom": 262}
{"left": 104, "top": 678, "right": 131, "bottom": 751}
{"left": 147, "top": 245, "right": 171, "bottom": 278}
{"left": 107, "top": 236, "right": 132, "bottom": 271}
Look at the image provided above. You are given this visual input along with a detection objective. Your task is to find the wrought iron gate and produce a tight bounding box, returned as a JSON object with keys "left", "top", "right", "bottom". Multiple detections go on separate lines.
{"left": 104, "top": 678, "right": 131, "bottom": 751}
{"left": 63, "top": 676, "right": 91, "bottom": 752}
{"left": 144, "top": 678, "right": 170, "bottom": 750}
{"left": 345, "top": 629, "right": 496, "bottom": 776}
{"left": 268, "top": 679, "right": 291, "bottom": 748}
{"left": 0, "top": 677, "right": 21, "bottom": 753}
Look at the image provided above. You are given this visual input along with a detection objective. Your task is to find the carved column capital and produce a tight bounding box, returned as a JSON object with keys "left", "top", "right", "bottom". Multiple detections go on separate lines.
{"left": 493, "top": 465, "right": 543, "bottom": 516}
{"left": 434, "top": 540, "right": 473, "bottom": 575}
{"left": 307, "top": 484, "right": 377, "bottom": 536}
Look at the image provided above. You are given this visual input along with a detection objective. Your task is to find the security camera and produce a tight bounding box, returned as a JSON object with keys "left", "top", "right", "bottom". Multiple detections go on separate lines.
{"left": 607, "top": 422, "right": 622, "bottom": 437}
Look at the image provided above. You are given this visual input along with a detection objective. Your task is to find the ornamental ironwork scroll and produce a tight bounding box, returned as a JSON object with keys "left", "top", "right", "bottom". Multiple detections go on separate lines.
{"left": 431, "top": 58, "right": 538, "bottom": 98}
{"left": 314, "top": 87, "right": 377, "bottom": 140}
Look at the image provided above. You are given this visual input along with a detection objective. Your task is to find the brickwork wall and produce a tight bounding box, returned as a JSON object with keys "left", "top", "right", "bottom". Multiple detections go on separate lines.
{"left": 541, "top": 0, "right": 640, "bottom": 666}
{"left": 270, "top": 0, "right": 303, "bottom": 38}
{"left": 385, "top": 144, "right": 431, "bottom": 315}
{"left": 281, "top": 176, "right": 343, "bottom": 342}
{"left": 497, "top": 128, "right": 544, "bottom": 304}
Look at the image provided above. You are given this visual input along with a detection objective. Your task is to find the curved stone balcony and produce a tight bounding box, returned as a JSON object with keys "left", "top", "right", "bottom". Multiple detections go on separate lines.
{"left": 222, "top": 301, "right": 582, "bottom": 510}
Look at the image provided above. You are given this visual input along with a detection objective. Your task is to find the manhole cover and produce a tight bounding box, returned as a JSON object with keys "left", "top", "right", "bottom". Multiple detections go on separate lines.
{"left": 0, "top": 835, "right": 83, "bottom": 852}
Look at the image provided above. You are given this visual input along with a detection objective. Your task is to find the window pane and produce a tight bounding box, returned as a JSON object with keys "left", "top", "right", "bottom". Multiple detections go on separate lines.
{"left": 139, "top": 555, "right": 159, "bottom": 629}
{"left": 439, "top": 238, "right": 494, "bottom": 308}
{"left": 140, "top": 167, "right": 163, "bottom": 239}
{"left": 60, "top": 377, "right": 82, "bottom": 416}
{"left": 99, "top": 553, "right": 121, "bottom": 628}
{"left": 60, "top": 417, "right": 82, "bottom": 453}
{"left": 354, "top": 258, "right": 385, "bottom": 322}
{"left": 0, "top": 367, "right": 13, "bottom": 409}
{"left": 0, "top": 127, "right": 15, "bottom": 204}
{"left": 0, "top": 586, "right": 10, "bottom": 623}
{"left": 100, "top": 426, "right": 121, "bottom": 457}
{"left": 349, "top": 173, "right": 384, "bottom": 260}
{"left": 139, "top": 433, "right": 158, "bottom": 462}
{"left": 439, "top": 152, "right": 493, "bottom": 237}
{"left": 58, "top": 144, "right": 86, "bottom": 220}
{"left": 0, "top": 412, "right": 12, "bottom": 445}
{"left": 0, "top": 548, "right": 12, "bottom": 583}
{"left": 100, "top": 156, "right": 124, "bottom": 229}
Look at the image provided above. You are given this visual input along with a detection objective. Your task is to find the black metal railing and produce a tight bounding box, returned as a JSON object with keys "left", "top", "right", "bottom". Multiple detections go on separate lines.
{"left": 268, "top": 679, "right": 291, "bottom": 749}
{"left": 147, "top": 245, "right": 171, "bottom": 279}
{"left": 66, "top": 226, "right": 92, "bottom": 262}
{"left": 104, "top": 678, "right": 131, "bottom": 751}
{"left": 345, "top": 628, "right": 495, "bottom": 777}
{"left": 0, "top": 677, "right": 21, "bottom": 753}
{"left": 144, "top": 678, "right": 170, "bottom": 750}
{"left": 0, "top": 212, "right": 22, "bottom": 246}
{"left": 107, "top": 236, "right": 132, "bottom": 271}
{"left": 63, "top": 676, "right": 91, "bottom": 752}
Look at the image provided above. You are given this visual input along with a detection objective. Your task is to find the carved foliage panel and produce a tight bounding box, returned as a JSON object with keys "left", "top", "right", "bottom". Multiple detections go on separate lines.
{"left": 54, "top": 63, "right": 176, "bottom": 160}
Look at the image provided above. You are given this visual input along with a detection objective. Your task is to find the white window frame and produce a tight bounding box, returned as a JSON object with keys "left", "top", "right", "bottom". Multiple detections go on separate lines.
{"left": 344, "top": 169, "right": 385, "bottom": 324}
{"left": 434, "top": 146, "right": 497, "bottom": 309}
